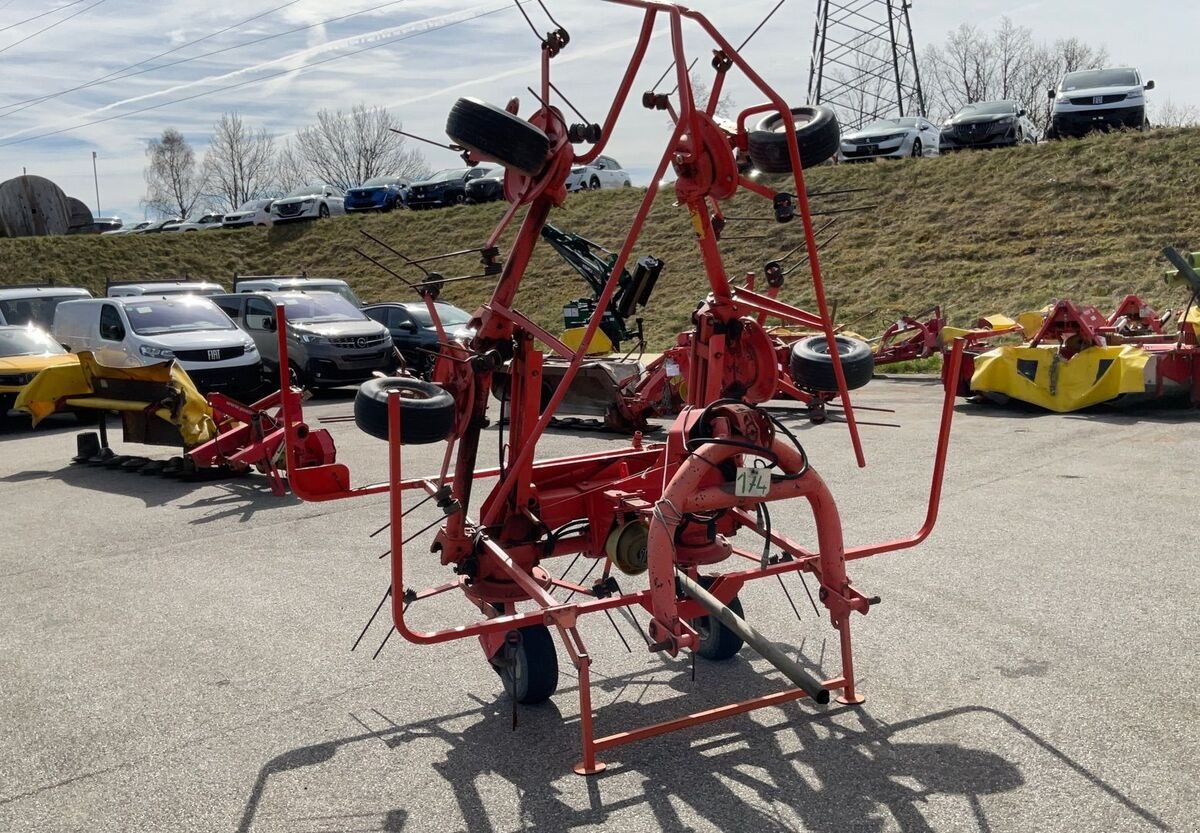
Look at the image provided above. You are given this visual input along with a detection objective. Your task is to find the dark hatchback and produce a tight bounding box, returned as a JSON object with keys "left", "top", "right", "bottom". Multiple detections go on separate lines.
{"left": 464, "top": 169, "right": 505, "bottom": 203}
{"left": 938, "top": 100, "right": 1037, "bottom": 151}
{"left": 363, "top": 301, "right": 473, "bottom": 377}
{"left": 406, "top": 166, "right": 500, "bottom": 210}
{"left": 345, "top": 176, "right": 408, "bottom": 212}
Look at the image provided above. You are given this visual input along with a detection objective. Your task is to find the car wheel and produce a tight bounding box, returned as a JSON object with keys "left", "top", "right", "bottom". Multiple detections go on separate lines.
{"left": 746, "top": 105, "right": 840, "bottom": 173}
{"left": 623, "top": 180, "right": 632, "bottom": 187}
{"left": 790, "top": 335, "right": 874, "bottom": 392}
{"left": 354, "top": 377, "right": 456, "bottom": 444}
{"left": 589, "top": 176, "right": 601, "bottom": 190}
{"left": 445, "top": 97, "right": 552, "bottom": 176}
{"left": 910, "top": 138, "right": 923, "bottom": 158}
{"left": 319, "top": 203, "right": 330, "bottom": 219}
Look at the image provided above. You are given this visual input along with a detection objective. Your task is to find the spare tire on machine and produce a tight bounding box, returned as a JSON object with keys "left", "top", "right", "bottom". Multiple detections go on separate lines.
{"left": 354, "top": 377, "right": 455, "bottom": 444}
{"left": 746, "top": 105, "right": 840, "bottom": 173}
{"left": 445, "top": 97, "right": 552, "bottom": 177}
{"left": 790, "top": 335, "right": 874, "bottom": 392}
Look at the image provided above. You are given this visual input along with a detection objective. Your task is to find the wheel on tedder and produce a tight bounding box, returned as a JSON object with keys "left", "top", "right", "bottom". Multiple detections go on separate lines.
{"left": 446, "top": 97, "right": 552, "bottom": 176}
{"left": 790, "top": 335, "right": 874, "bottom": 392}
{"left": 492, "top": 624, "right": 560, "bottom": 704}
{"left": 691, "top": 578, "right": 745, "bottom": 661}
{"left": 747, "top": 105, "right": 840, "bottom": 173}
{"left": 354, "top": 377, "right": 455, "bottom": 443}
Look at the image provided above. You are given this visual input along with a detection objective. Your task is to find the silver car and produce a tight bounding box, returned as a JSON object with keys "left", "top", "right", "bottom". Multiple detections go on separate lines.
{"left": 837, "top": 116, "right": 941, "bottom": 162}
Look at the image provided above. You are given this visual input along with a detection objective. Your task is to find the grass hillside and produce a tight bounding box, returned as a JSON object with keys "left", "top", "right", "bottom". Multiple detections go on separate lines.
{"left": 4, "top": 128, "right": 1199, "bottom": 349}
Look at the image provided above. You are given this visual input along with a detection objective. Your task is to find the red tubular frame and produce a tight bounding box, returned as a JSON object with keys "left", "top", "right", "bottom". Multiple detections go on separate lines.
{"left": 282, "top": 0, "right": 966, "bottom": 774}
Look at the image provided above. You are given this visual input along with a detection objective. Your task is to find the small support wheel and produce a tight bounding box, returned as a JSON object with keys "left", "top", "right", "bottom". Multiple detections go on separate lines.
{"left": 691, "top": 578, "right": 745, "bottom": 661}
{"left": 492, "top": 625, "right": 559, "bottom": 704}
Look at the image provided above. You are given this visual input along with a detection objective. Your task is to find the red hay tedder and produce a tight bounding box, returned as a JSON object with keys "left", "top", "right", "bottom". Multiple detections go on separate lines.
{"left": 279, "top": 0, "right": 966, "bottom": 774}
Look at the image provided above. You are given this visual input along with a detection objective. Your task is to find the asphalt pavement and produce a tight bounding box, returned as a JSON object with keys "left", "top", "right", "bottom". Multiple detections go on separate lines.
{"left": 1, "top": 378, "right": 1196, "bottom": 832}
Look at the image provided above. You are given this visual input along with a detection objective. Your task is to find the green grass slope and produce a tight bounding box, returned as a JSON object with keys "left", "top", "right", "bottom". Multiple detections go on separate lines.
{"left": 4, "top": 128, "right": 1199, "bottom": 348}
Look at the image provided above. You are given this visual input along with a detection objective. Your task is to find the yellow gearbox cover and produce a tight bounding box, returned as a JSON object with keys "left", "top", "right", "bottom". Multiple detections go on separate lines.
{"left": 15, "top": 352, "right": 215, "bottom": 445}
{"left": 971, "top": 344, "right": 1149, "bottom": 412}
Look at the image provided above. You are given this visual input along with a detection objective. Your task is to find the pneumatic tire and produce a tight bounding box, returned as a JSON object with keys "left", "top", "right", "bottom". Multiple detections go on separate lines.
{"left": 492, "top": 624, "right": 559, "bottom": 704}
{"left": 354, "top": 377, "right": 455, "bottom": 444}
{"left": 446, "top": 97, "right": 552, "bottom": 176}
{"left": 790, "top": 335, "right": 874, "bottom": 392}
{"left": 691, "top": 577, "right": 745, "bottom": 661}
{"left": 747, "top": 105, "right": 840, "bottom": 173}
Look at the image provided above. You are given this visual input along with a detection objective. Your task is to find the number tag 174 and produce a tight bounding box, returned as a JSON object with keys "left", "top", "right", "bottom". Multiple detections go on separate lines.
{"left": 734, "top": 466, "right": 770, "bottom": 498}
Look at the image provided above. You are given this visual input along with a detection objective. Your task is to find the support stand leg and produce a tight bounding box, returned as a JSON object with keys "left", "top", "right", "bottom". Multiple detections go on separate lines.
{"left": 834, "top": 616, "right": 866, "bottom": 706}
{"left": 568, "top": 631, "right": 606, "bottom": 776}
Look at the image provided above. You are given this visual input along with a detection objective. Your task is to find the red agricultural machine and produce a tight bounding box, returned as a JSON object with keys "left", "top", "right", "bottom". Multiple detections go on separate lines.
{"left": 282, "top": 0, "right": 965, "bottom": 773}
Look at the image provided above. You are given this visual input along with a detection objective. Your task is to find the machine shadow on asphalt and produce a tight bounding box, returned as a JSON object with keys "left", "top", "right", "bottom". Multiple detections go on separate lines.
{"left": 233, "top": 660, "right": 1168, "bottom": 833}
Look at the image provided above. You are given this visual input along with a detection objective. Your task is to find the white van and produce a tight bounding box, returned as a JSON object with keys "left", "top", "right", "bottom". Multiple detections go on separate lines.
{"left": 106, "top": 280, "right": 226, "bottom": 298}
{"left": 232, "top": 274, "right": 361, "bottom": 307}
{"left": 0, "top": 284, "right": 92, "bottom": 327}
{"left": 53, "top": 296, "right": 263, "bottom": 396}
{"left": 1048, "top": 67, "right": 1154, "bottom": 138}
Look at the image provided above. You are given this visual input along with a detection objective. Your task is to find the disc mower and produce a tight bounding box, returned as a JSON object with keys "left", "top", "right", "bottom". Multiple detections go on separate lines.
{"left": 282, "top": 0, "right": 966, "bottom": 774}
{"left": 944, "top": 249, "right": 1200, "bottom": 412}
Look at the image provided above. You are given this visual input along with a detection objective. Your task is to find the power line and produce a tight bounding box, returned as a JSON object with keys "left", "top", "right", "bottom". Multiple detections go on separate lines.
{"left": 0, "top": 0, "right": 105, "bottom": 56}
{"left": 0, "top": 3, "right": 516, "bottom": 148}
{"left": 0, "top": 0, "right": 86, "bottom": 34}
{"left": 0, "top": 0, "right": 401, "bottom": 116}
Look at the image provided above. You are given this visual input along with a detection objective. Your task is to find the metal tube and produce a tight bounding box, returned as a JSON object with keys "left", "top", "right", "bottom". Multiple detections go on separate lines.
{"left": 676, "top": 571, "right": 830, "bottom": 704}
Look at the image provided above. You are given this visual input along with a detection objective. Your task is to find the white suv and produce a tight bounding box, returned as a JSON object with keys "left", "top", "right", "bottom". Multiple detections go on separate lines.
{"left": 565, "top": 156, "right": 632, "bottom": 191}
{"left": 1048, "top": 67, "right": 1154, "bottom": 139}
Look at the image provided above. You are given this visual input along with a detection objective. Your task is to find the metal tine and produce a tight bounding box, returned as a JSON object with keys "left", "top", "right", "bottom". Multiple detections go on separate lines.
{"left": 372, "top": 625, "right": 396, "bottom": 660}
{"left": 359, "top": 230, "right": 430, "bottom": 277}
{"left": 353, "top": 586, "right": 392, "bottom": 652}
{"left": 513, "top": 0, "right": 546, "bottom": 45}
{"left": 388, "top": 126, "right": 461, "bottom": 154}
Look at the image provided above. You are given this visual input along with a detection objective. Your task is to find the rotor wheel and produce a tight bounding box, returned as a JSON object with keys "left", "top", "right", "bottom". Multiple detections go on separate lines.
{"left": 446, "top": 97, "right": 552, "bottom": 177}
{"left": 691, "top": 577, "right": 745, "bottom": 661}
{"left": 493, "top": 625, "right": 560, "bottom": 704}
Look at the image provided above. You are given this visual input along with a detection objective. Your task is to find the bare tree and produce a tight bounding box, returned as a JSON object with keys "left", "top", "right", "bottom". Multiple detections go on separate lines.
{"left": 202, "top": 113, "right": 276, "bottom": 211}
{"left": 1152, "top": 99, "right": 1200, "bottom": 127}
{"left": 272, "top": 139, "right": 309, "bottom": 195}
{"left": 143, "top": 128, "right": 203, "bottom": 219}
{"left": 294, "top": 104, "right": 427, "bottom": 191}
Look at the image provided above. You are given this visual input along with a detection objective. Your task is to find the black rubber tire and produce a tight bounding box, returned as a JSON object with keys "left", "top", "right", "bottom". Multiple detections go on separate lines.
{"left": 747, "top": 105, "right": 840, "bottom": 173}
{"left": 319, "top": 203, "right": 330, "bottom": 219}
{"left": 589, "top": 176, "right": 600, "bottom": 190}
{"left": 692, "top": 577, "right": 745, "bottom": 661}
{"left": 354, "top": 377, "right": 455, "bottom": 444}
{"left": 911, "top": 138, "right": 923, "bottom": 158}
{"left": 790, "top": 335, "right": 874, "bottom": 392}
{"left": 494, "top": 625, "right": 559, "bottom": 704}
{"left": 623, "top": 180, "right": 632, "bottom": 187}
{"left": 445, "top": 97, "right": 551, "bottom": 177}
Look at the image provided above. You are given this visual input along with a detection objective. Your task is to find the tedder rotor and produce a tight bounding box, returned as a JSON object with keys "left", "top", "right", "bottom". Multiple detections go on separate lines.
{"left": 282, "top": 0, "right": 966, "bottom": 774}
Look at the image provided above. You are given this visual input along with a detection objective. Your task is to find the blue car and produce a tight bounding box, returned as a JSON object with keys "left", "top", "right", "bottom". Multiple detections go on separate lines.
{"left": 344, "top": 176, "right": 409, "bottom": 213}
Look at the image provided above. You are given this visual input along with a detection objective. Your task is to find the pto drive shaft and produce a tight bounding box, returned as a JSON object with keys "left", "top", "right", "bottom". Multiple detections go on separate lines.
{"left": 677, "top": 571, "right": 831, "bottom": 704}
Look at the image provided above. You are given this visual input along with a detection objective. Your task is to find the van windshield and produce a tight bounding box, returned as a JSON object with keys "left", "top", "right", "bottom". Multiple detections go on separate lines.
{"left": 125, "top": 299, "right": 237, "bottom": 335}
{"left": 276, "top": 293, "right": 368, "bottom": 323}
{"left": 0, "top": 294, "right": 86, "bottom": 328}
{"left": 0, "top": 326, "right": 66, "bottom": 357}
{"left": 1062, "top": 69, "right": 1139, "bottom": 90}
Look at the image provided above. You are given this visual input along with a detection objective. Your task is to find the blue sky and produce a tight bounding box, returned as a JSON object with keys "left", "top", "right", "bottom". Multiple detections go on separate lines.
{"left": 0, "top": 0, "right": 1195, "bottom": 221}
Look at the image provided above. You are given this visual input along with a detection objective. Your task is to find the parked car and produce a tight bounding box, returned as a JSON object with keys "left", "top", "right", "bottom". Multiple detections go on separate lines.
{"left": 163, "top": 213, "right": 226, "bottom": 232}
{"left": 0, "top": 324, "right": 79, "bottom": 417}
{"left": 222, "top": 199, "right": 275, "bottom": 228}
{"left": 271, "top": 183, "right": 346, "bottom": 223}
{"left": 407, "top": 166, "right": 499, "bottom": 209}
{"left": 837, "top": 116, "right": 941, "bottom": 161}
{"left": 464, "top": 168, "right": 505, "bottom": 204}
{"left": 53, "top": 296, "right": 263, "bottom": 396}
{"left": 938, "top": 101, "right": 1039, "bottom": 151}
{"left": 102, "top": 221, "right": 152, "bottom": 236}
{"left": 345, "top": 176, "right": 409, "bottom": 212}
{"left": 212, "top": 291, "right": 395, "bottom": 388}
{"left": 0, "top": 284, "right": 92, "bottom": 327}
{"left": 131, "top": 218, "right": 183, "bottom": 234}
{"left": 232, "top": 275, "right": 362, "bottom": 307}
{"left": 1047, "top": 67, "right": 1154, "bottom": 138}
{"left": 565, "top": 156, "right": 631, "bottom": 191}
{"left": 105, "top": 280, "right": 225, "bottom": 298}
{"left": 363, "top": 301, "right": 473, "bottom": 377}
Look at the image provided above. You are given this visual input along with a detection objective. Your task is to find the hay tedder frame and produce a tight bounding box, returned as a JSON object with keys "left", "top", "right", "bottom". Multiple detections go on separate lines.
{"left": 283, "top": 0, "right": 965, "bottom": 774}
